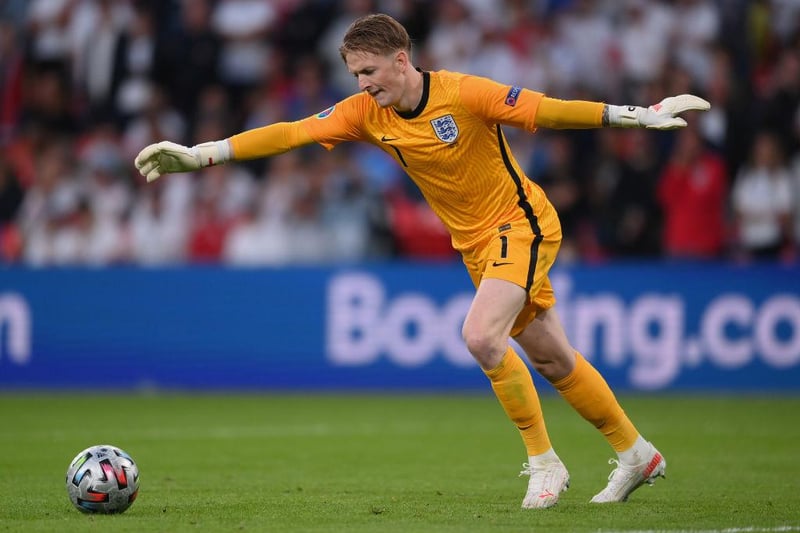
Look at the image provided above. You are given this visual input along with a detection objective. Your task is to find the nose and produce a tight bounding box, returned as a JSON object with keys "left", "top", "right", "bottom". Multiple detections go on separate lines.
{"left": 358, "top": 76, "right": 370, "bottom": 92}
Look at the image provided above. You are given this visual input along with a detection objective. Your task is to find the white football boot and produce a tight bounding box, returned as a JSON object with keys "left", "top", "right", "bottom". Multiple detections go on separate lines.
{"left": 519, "top": 459, "right": 570, "bottom": 509}
{"left": 590, "top": 442, "right": 666, "bottom": 503}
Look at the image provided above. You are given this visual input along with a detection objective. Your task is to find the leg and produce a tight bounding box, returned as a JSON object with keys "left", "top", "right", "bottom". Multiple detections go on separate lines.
{"left": 462, "top": 278, "right": 568, "bottom": 508}
{"left": 511, "top": 307, "right": 575, "bottom": 381}
{"left": 463, "top": 279, "right": 550, "bottom": 455}
{"left": 462, "top": 277, "right": 525, "bottom": 370}
{"left": 514, "top": 307, "right": 666, "bottom": 502}
{"left": 515, "top": 307, "right": 639, "bottom": 449}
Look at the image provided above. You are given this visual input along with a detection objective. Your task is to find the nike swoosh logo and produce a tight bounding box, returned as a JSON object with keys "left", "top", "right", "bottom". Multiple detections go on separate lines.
{"left": 492, "top": 262, "right": 513, "bottom": 267}
{"left": 381, "top": 135, "right": 399, "bottom": 142}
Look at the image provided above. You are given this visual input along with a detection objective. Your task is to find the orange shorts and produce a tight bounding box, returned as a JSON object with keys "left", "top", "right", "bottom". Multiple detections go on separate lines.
{"left": 461, "top": 200, "right": 562, "bottom": 337}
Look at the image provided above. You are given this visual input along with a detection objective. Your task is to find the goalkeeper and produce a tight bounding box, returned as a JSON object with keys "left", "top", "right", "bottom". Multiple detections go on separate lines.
{"left": 135, "top": 13, "right": 709, "bottom": 509}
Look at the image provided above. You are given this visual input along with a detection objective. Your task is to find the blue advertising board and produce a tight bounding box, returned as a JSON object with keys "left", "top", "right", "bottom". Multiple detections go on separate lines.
{"left": 1, "top": 262, "right": 798, "bottom": 391}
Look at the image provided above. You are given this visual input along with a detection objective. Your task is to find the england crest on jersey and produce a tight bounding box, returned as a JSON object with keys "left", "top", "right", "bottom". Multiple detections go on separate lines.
{"left": 431, "top": 114, "right": 459, "bottom": 143}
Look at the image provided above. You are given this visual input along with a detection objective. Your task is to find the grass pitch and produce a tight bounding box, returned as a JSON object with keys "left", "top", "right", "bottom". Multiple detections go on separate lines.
{"left": 0, "top": 392, "right": 798, "bottom": 533}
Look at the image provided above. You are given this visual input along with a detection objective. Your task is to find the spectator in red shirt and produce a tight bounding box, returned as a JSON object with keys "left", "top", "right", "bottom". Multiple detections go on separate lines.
{"left": 657, "top": 127, "right": 728, "bottom": 258}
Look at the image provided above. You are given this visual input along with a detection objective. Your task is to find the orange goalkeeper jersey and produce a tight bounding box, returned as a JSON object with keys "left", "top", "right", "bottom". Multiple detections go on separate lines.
{"left": 300, "top": 70, "right": 560, "bottom": 252}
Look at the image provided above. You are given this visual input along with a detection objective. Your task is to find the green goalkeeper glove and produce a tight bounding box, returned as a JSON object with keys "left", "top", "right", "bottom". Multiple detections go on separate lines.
{"left": 607, "top": 94, "right": 711, "bottom": 130}
{"left": 134, "top": 140, "right": 231, "bottom": 183}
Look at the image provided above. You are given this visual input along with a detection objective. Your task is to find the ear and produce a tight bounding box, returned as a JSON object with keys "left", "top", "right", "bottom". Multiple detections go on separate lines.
{"left": 394, "top": 50, "right": 410, "bottom": 72}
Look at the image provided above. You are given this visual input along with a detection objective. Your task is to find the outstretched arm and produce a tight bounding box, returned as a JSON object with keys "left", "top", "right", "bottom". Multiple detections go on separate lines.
{"left": 534, "top": 94, "right": 710, "bottom": 130}
{"left": 134, "top": 121, "right": 315, "bottom": 183}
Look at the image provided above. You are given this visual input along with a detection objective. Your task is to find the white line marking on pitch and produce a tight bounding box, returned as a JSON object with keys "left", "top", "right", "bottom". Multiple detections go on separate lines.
{"left": 600, "top": 526, "right": 800, "bottom": 533}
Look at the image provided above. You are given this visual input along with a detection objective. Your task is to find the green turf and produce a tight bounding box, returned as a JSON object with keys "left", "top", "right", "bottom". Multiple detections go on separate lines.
{"left": 0, "top": 392, "right": 798, "bottom": 532}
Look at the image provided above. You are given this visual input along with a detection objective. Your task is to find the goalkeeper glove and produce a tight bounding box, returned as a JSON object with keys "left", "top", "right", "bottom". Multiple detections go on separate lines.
{"left": 134, "top": 140, "right": 231, "bottom": 183}
{"left": 607, "top": 94, "right": 710, "bottom": 130}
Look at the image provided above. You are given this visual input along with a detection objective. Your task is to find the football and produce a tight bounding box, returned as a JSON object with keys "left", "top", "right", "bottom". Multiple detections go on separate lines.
{"left": 65, "top": 444, "right": 139, "bottom": 514}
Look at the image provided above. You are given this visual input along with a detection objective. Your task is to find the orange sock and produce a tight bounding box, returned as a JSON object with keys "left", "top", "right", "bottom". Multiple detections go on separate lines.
{"left": 484, "top": 347, "right": 552, "bottom": 456}
{"left": 552, "top": 352, "right": 639, "bottom": 452}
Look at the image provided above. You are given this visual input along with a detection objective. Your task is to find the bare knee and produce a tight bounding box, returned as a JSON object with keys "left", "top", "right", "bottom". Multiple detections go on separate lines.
{"left": 514, "top": 330, "right": 576, "bottom": 381}
{"left": 513, "top": 308, "right": 576, "bottom": 381}
{"left": 526, "top": 352, "right": 575, "bottom": 382}
{"left": 462, "top": 325, "right": 506, "bottom": 370}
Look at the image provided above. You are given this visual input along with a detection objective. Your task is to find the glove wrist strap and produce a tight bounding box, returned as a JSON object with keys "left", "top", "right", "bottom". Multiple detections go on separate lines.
{"left": 191, "top": 140, "right": 232, "bottom": 167}
{"left": 606, "top": 105, "right": 645, "bottom": 128}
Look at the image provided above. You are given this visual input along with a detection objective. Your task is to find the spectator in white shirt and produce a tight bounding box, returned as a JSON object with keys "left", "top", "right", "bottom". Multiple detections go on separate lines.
{"left": 732, "top": 130, "right": 794, "bottom": 260}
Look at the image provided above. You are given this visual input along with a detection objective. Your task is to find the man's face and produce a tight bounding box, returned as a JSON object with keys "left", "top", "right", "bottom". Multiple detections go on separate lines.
{"left": 344, "top": 50, "right": 405, "bottom": 108}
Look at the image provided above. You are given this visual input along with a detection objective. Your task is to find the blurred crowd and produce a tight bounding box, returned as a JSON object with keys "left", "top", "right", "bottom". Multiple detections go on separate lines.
{"left": 0, "top": 0, "right": 799, "bottom": 266}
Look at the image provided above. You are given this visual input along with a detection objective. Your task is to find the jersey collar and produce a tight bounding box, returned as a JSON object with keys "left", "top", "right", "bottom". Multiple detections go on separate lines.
{"left": 395, "top": 69, "right": 429, "bottom": 119}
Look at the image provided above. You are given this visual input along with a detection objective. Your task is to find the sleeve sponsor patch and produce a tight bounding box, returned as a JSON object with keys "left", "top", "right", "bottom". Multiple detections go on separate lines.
{"left": 505, "top": 86, "right": 522, "bottom": 107}
{"left": 316, "top": 105, "right": 335, "bottom": 119}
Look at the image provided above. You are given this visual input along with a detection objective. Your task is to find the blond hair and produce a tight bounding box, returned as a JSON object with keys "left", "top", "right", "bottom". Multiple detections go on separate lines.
{"left": 339, "top": 14, "right": 411, "bottom": 61}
